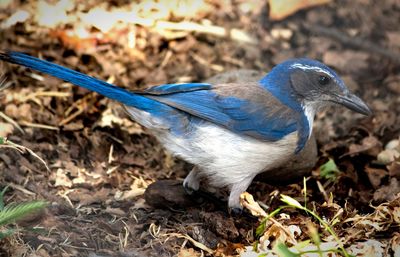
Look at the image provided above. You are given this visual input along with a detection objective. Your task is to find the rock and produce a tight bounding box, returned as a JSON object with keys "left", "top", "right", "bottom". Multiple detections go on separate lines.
{"left": 144, "top": 180, "right": 201, "bottom": 209}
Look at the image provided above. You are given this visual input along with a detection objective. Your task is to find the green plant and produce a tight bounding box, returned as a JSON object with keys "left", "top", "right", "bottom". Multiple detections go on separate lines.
{"left": 255, "top": 180, "right": 353, "bottom": 257}
{"left": 0, "top": 186, "right": 47, "bottom": 239}
{"left": 319, "top": 158, "right": 340, "bottom": 181}
{"left": 0, "top": 93, "right": 49, "bottom": 238}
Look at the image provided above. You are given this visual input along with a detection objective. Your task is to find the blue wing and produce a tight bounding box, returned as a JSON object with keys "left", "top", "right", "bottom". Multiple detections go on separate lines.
{"left": 0, "top": 51, "right": 308, "bottom": 151}
{"left": 141, "top": 83, "right": 306, "bottom": 147}
{"left": 143, "top": 83, "right": 212, "bottom": 94}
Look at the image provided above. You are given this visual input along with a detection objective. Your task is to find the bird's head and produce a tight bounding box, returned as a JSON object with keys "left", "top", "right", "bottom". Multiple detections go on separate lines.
{"left": 260, "top": 58, "right": 372, "bottom": 116}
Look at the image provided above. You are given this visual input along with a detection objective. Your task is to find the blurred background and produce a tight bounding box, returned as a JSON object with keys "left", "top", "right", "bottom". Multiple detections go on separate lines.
{"left": 0, "top": 0, "right": 399, "bottom": 256}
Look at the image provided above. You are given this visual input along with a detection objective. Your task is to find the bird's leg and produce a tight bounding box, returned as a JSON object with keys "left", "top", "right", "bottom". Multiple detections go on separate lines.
{"left": 228, "top": 175, "right": 256, "bottom": 211}
{"left": 183, "top": 167, "right": 202, "bottom": 194}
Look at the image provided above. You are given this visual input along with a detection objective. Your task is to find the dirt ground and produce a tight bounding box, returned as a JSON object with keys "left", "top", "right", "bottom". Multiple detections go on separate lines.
{"left": 0, "top": 0, "right": 399, "bottom": 256}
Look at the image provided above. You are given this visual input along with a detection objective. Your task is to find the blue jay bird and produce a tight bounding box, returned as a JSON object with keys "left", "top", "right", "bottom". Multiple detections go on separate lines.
{"left": 0, "top": 51, "right": 371, "bottom": 210}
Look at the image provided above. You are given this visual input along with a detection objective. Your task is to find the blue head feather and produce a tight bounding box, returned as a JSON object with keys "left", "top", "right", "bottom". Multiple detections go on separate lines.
{"left": 259, "top": 58, "right": 348, "bottom": 152}
{"left": 259, "top": 58, "right": 346, "bottom": 111}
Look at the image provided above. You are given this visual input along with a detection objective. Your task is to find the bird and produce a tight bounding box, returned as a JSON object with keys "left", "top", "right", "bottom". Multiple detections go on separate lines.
{"left": 0, "top": 50, "right": 371, "bottom": 211}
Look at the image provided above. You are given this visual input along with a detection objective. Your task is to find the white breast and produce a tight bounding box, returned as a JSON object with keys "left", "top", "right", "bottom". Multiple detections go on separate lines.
{"left": 156, "top": 121, "right": 298, "bottom": 187}
{"left": 125, "top": 106, "right": 298, "bottom": 188}
{"left": 302, "top": 101, "right": 322, "bottom": 138}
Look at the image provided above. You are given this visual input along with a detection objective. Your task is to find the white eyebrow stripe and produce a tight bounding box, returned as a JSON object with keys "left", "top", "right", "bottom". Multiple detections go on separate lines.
{"left": 290, "top": 63, "right": 334, "bottom": 78}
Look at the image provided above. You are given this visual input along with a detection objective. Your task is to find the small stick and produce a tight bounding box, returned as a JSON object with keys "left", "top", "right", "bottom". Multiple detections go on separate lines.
{"left": 303, "top": 23, "right": 400, "bottom": 64}
{"left": 0, "top": 111, "right": 24, "bottom": 134}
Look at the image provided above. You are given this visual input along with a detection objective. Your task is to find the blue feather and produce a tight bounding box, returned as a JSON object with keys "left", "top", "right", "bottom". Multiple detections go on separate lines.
{"left": 143, "top": 83, "right": 212, "bottom": 95}
{"left": 0, "top": 51, "right": 310, "bottom": 151}
{"left": 295, "top": 113, "right": 310, "bottom": 153}
{"left": 148, "top": 84, "right": 301, "bottom": 142}
{"left": 0, "top": 51, "right": 172, "bottom": 115}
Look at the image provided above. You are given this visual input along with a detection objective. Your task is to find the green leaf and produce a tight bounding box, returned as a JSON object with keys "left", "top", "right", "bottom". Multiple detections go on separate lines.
{"left": 273, "top": 242, "right": 300, "bottom": 257}
{"left": 308, "top": 225, "right": 321, "bottom": 245}
{"left": 253, "top": 241, "right": 259, "bottom": 252}
{"left": 0, "top": 228, "right": 15, "bottom": 240}
{"left": 255, "top": 206, "right": 288, "bottom": 238}
{"left": 280, "top": 195, "right": 303, "bottom": 209}
{"left": 0, "top": 201, "right": 47, "bottom": 226}
{"left": 292, "top": 240, "right": 311, "bottom": 250}
{"left": 0, "top": 186, "right": 9, "bottom": 211}
{"left": 319, "top": 159, "right": 340, "bottom": 180}
{"left": 256, "top": 219, "right": 267, "bottom": 237}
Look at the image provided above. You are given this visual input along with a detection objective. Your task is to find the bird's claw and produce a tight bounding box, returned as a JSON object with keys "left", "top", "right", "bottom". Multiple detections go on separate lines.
{"left": 183, "top": 183, "right": 195, "bottom": 195}
{"left": 229, "top": 207, "right": 243, "bottom": 216}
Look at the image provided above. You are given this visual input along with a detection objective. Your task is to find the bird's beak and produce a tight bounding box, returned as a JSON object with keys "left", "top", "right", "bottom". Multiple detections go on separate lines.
{"left": 334, "top": 93, "right": 372, "bottom": 115}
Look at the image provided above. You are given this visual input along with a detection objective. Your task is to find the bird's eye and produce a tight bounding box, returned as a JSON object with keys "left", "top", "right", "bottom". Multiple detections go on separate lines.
{"left": 318, "top": 75, "right": 330, "bottom": 86}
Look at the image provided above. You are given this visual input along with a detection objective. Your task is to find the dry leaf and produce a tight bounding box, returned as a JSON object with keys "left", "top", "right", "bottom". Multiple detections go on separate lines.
{"left": 388, "top": 162, "right": 400, "bottom": 179}
{"left": 390, "top": 233, "right": 400, "bottom": 257}
{"left": 114, "top": 188, "right": 145, "bottom": 201}
{"left": 365, "top": 166, "right": 387, "bottom": 189}
{"left": 377, "top": 149, "right": 400, "bottom": 165}
{"left": 387, "top": 31, "right": 400, "bottom": 49}
{"left": 393, "top": 208, "right": 400, "bottom": 223}
{"left": 53, "top": 168, "right": 73, "bottom": 188}
{"left": 178, "top": 248, "right": 201, "bottom": 257}
{"left": 240, "top": 192, "right": 267, "bottom": 217}
{"left": 346, "top": 136, "right": 382, "bottom": 157}
{"left": 35, "top": 0, "right": 73, "bottom": 28}
{"left": 268, "top": 0, "right": 331, "bottom": 21}
{"left": 0, "top": 122, "right": 14, "bottom": 137}
{"left": 373, "top": 178, "right": 400, "bottom": 202}
{"left": 347, "top": 240, "right": 385, "bottom": 257}
{"left": 5, "top": 103, "right": 33, "bottom": 122}
{"left": 50, "top": 29, "right": 98, "bottom": 51}
{"left": 1, "top": 9, "right": 30, "bottom": 29}
{"left": 384, "top": 75, "right": 400, "bottom": 94}
{"left": 78, "top": 188, "right": 110, "bottom": 206}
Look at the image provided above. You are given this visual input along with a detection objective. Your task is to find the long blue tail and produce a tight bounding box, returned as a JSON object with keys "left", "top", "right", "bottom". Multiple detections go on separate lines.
{"left": 0, "top": 51, "right": 157, "bottom": 110}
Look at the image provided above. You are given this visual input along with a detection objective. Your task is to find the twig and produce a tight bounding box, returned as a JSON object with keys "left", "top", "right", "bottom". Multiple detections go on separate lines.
{"left": 0, "top": 76, "right": 25, "bottom": 133}
{"left": 0, "top": 111, "right": 24, "bottom": 134}
{"left": 19, "top": 121, "right": 59, "bottom": 131}
{"left": 60, "top": 93, "right": 97, "bottom": 126}
{"left": 303, "top": 23, "right": 400, "bottom": 64}
{"left": 59, "top": 108, "right": 84, "bottom": 126}
{"left": 0, "top": 76, "right": 12, "bottom": 91}
{"left": 8, "top": 183, "right": 36, "bottom": 196}
{"left": 190, "top": 52, "right": 224, "bottom": 72}
{"left": 0, "top": 137, "right": 50, "bottom": 171}
{"left": 155, "top": 20, "right": 258, "bottom": 44}
{"left": 88, "top": 10, "right": 258, "bottom": 44}
{"left": 25, "top": 91, "right": 71, "bottom": 99}
{"left": 164, "top": 232, "right": 213, "bottom": 254}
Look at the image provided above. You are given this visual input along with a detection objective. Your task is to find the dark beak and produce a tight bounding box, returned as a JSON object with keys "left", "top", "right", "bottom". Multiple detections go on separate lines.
{"left": 334, "top": 93, "right": 372, "bottom": 115}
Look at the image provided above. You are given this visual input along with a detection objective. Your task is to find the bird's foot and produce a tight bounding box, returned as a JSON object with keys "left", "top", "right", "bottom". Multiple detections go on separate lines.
{"left": 183, "top": 182, "right": 197, "bottom": 195}
{"left": 183, "top": 169, "right": 201, "bottom": 195}
{"left": 230, "top": 207, "right": 243, "bottom": 216}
